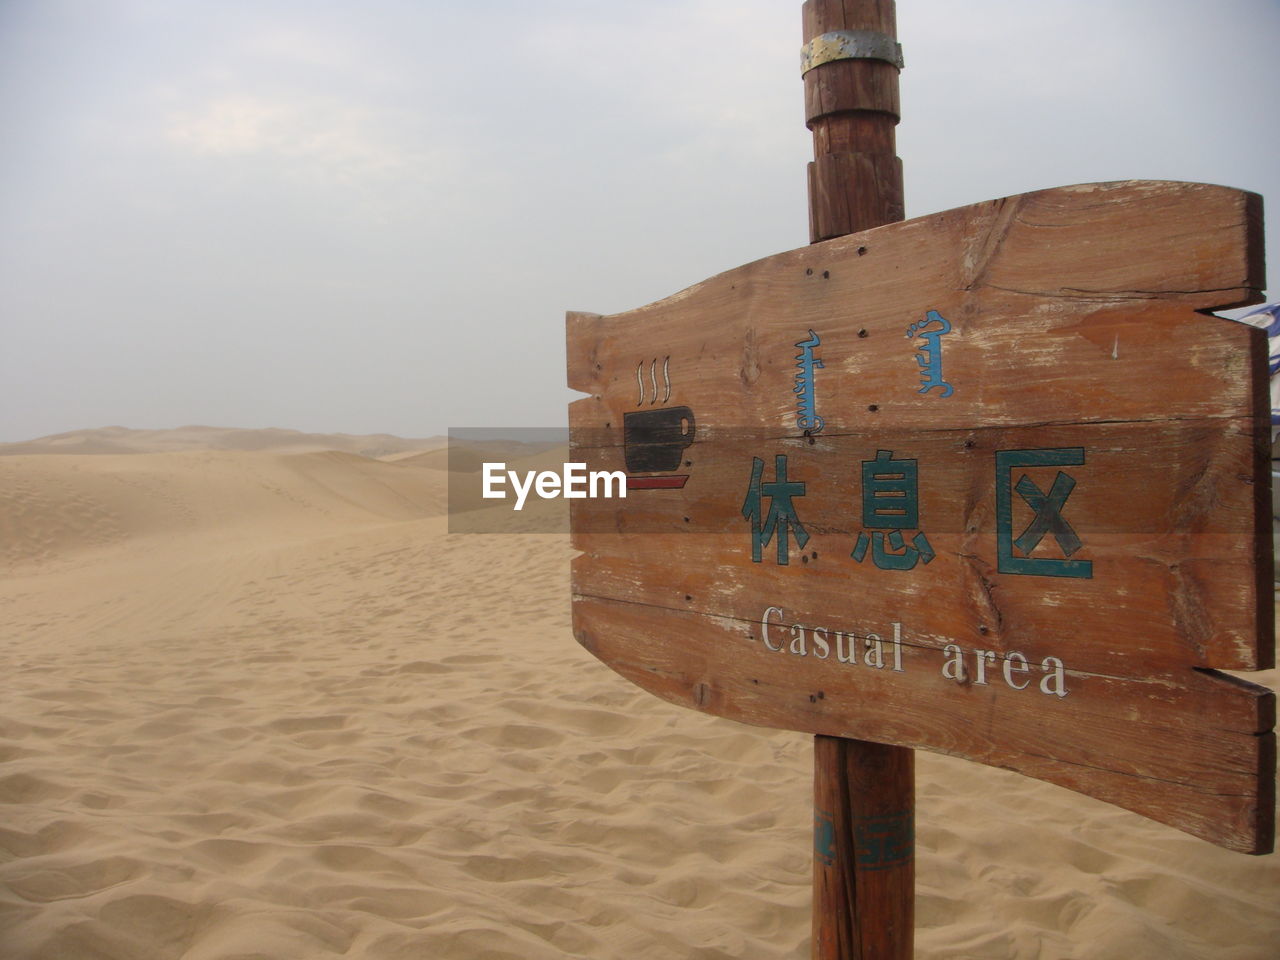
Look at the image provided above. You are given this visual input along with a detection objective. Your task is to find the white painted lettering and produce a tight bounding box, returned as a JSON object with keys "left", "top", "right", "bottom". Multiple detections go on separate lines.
{"left": 789, "top": 623, "right": 808, "bottom": 657}
{"left": 1003, "top": 651, "right": 1031, "bottom": 690}
{"left": 812, "top": 627, "right": 831, "bottom": 660}
{"left": 937, "top": 643, "right": 1067, "bottom": 697}
{"left": 941, "top": 644, "right": 965, "bottom": 681}
{"left": 836, "top": 631, "right": 857, "bottom": 664}
{"left": 864, "top": 633, "right": 884, "bottom": 669}
{"left": 750, "top": 610, "right": 1069, "bottom": 700}
{"left": 974, "top": 649, "right": 996, "bottom": 685}
{"left": 1040, "top": 656, "right": 1068, "bottom": 698}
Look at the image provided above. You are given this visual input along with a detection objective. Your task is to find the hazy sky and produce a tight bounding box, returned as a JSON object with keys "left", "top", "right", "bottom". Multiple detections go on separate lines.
{"left": 2, "top": 0, "right": 1277, "bottom": 441}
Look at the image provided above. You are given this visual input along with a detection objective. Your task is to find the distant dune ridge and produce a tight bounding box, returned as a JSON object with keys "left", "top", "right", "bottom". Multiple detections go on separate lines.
{"left": 0, "top": 425, "right": 449, "bottom": 458}
{"left": 0, "top": 427, "right": 1277, "bottom": 958}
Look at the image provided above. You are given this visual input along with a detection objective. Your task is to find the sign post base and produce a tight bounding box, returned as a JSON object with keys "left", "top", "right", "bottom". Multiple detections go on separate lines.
{"left": 814, "top": 736, "right": 915, "bottom": 959}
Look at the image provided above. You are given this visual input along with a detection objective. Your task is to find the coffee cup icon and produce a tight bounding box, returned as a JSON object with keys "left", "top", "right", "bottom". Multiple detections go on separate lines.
{"left": 624, "top": 406, "right": 695, "bottom": 473}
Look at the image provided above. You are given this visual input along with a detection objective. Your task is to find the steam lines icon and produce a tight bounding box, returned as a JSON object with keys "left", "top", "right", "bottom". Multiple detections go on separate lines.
{"left": 636, "top": 357, "right": 671, "bottom": 406}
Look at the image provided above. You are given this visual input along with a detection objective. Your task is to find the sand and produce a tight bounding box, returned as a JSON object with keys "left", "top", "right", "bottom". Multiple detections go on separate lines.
{"left": 1, "top": 429, "right": 1277, "bottom": 959}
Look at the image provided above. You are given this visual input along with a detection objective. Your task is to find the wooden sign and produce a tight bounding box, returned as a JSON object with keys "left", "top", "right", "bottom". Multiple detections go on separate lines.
{"left": 567, "top": 180, "right": 1275, "bottom": 855}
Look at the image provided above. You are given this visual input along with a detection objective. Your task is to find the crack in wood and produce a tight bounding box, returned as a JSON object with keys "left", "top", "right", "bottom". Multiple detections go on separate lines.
{"left": 571, "top": 415, "right": 1258, "bottom": 450}
{"left": 962, "top": 196, "right": 1020, "bottom": 291}
{"left": 983, "top": 284, "right": 1258, "bottom": 301}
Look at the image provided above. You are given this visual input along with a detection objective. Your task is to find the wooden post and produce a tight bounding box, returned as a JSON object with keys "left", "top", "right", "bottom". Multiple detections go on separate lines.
{"left": 804, "top": 0, "right": 904, "bottom": 240}
{"left": 803, "top": 1, "right": 914, "bottom": 957}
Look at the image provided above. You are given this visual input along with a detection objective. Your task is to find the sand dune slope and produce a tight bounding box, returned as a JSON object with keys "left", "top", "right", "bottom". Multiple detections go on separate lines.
{"left": 0, "top": 448, "right": 1277, "bottom": 958}
{"left": 0, "top": 426, "right": 446, "bottom": 459}
{"left": 0, "top": 450, "right": 446, "bottom": 568}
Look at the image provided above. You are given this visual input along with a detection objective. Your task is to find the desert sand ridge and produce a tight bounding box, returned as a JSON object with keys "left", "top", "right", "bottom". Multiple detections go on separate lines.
{"left": 0, "top": 449, "right": 449, "bottom": 570}
{"left": 0, "top": 428, "right": 1276, "bottom": 957}
{"left": 0, "top": 425, "right": 448, "bottom": 459}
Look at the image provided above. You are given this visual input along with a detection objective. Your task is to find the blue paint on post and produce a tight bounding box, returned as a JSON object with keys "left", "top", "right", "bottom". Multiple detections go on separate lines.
{"left": 815, "top": 809, "right": 835, "bottom": 867}
{"left": 853, "top": 810, "right": 915, "bottom": 871}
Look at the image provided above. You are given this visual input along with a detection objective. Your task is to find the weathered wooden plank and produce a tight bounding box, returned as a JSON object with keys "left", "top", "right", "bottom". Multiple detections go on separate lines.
{"left": 572, "top": 596, "right": 1275, "bottom": 853}
{"left": 569, "top": 420, "right": 1268, "bottom": 672}
{"left": 567, "top": 182, "right": 1263, "bottom": 433}
{"left": 567, "top": 179, "right": 1273, "bottom": 852}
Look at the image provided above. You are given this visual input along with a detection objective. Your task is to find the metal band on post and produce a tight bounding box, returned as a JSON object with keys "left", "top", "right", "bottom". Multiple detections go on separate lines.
{"left": 801, "top": 29, "right": 904, "bottom": 74}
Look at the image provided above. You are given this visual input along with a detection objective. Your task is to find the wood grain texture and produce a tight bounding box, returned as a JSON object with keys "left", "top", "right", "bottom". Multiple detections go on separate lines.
{"left": 569, "top": 183, "right": 1264, "bottom": 427}
{"left": 813, "top": 736, "right": 914, "bottom": 960}
{"left": 572, "top": 598, "right": 1273, "bottom": 853}
{"left": 803, "top": 0, "right": 902, "bottom": 240}
{"left": 567, "top": 180, "right": 1273, "bottom": 853}
{"left": 571, "top": 420, "right": 1263, "bottom": 671}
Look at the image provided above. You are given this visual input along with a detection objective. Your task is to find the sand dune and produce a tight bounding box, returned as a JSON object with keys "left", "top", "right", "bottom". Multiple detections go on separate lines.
{"left": 0, "top": 450, "right": 446, "bottom": 568}
{"left": 396, "top": 442, "right": 567, "bottom": 476}
{"left": 0, "top": 436, "right": 1276, "bottom": 958}
{"left": 0, "top": 425, "right": 447, "bottom": 459}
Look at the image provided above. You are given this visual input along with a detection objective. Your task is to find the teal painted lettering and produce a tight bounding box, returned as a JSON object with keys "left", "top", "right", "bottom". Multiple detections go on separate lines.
{"left": 794, "top": 329, "right": 825, "bottom": 433}
{"left": 852, "top": 450, "right": 935, "bottom": 571}
{"left": 995, "top": 448, "right": 1093, "bottom": 579}
{"left": 906, "top": 309, "right": 954, "bottom": 398}
{"left": 741, "top": 455, "right": 810, "bottom": 565}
